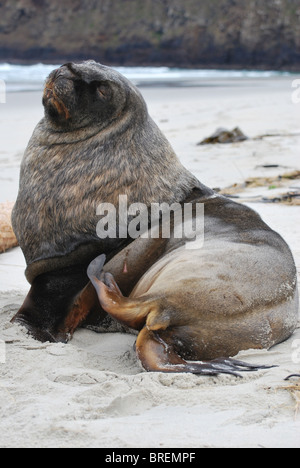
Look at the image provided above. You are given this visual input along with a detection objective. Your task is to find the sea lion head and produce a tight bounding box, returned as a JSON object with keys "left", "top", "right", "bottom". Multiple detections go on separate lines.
{"left": 42, "top": 60, "right": 145, "bottom": 131}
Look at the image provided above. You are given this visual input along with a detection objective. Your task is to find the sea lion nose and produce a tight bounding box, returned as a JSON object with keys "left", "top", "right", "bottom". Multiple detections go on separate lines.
{"left": 44, "top": 87, "right": 53, "bottom": 99}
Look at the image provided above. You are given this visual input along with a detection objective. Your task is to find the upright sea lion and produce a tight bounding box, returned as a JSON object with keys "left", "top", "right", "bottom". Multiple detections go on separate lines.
{"left": 12, "top": 61, "right": 299, "bottom": 375}
{"left": 11, "top": 60, "right": 201, "bottom": 342}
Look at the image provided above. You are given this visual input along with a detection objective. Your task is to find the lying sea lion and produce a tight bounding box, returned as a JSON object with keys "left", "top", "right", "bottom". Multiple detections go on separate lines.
{"left": 86, "top": 193, "right": 298, "bottom": 374}
{"left": 12, "top": 61, "right": 299, "bottom": 375}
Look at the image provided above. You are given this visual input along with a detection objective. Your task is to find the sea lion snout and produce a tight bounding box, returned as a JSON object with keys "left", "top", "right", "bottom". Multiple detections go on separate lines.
{"left": 43, "top": 70, "right": 76, "bottom": 122}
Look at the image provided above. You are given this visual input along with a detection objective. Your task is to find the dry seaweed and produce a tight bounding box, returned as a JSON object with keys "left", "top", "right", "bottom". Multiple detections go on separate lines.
{"left": 218, "top": 171, "right": 300, "bottom": 204}
{"left": 282, "top": 375, "right": 300, "bottom": 417}
{"left": 198, "top": 127, "right": 248, "bottom": 145}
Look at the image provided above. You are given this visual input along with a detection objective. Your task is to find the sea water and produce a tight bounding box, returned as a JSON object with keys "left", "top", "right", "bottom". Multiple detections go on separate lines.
{"left": 0, "top": 62, "right": 293, "bottom": 92}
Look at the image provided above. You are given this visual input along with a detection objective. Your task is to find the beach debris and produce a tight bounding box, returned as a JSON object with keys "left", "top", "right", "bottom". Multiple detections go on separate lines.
{"left": 220, "top": 191, "right": 300, "bottom": 205}
{"left": 285, "top": 374, "right": 300, "bottom": 380}
{"left": 261, "top": 191, "right": 300, "bottom": 205}
{"left": 279, "top": 170, "right": 300, "bottom": 180}
{"left": 0, "top": 202, "right": 18, "bottom": 253}
{"left": 254, "top": 131, "right": 300, "bottom": 140}
{"left": 217, "top": 170, "right": 300, "bottom": 204}
{"left": 219, "top": 170, "right": 300, "bottom": 193}
{"left": 199, "top": 129, "right": 300, "bottom": 146}
{"left": 198, "top": 127, "right": 249, "bottom": 145}
{"left": 255, "top": 164, "right": 288, "bottom": 169}
{"left": 282, "top": 375, "right": 300, "bottom": 416}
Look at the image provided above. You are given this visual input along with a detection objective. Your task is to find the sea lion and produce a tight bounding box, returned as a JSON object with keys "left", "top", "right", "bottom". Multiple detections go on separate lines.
{"left": 86, "top": 192, "right": 299, "bottom": 374}
{"left": 11, "top": 60, "right": 201, "bottom": 341}
{"left": 12, "top": 60, "right": 299, "bottom": 375}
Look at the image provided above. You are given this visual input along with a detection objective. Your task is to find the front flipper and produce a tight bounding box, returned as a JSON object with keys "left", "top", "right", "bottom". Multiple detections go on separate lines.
{"left": 56, "top": 282, "right": 100, "bottom": 342}
{"left": 12, "top": 263, "right": 102, "bottom": 343}
{"left": 136, "top": 327, "right": 274, "bottom": 377}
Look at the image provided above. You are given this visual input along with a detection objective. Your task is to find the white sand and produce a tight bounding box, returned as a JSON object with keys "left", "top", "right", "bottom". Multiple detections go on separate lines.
{"left": 0, "top": 77, "right": 300, "bottom": 448}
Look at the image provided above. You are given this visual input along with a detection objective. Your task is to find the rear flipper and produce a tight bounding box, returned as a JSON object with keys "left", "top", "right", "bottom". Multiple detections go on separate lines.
{"left": 87, "top": 255, "right": 275, "bottom": 377}
{"left": 136, "top": 327, "right": 274, "bottom": 377}
{"left": 87, "top": 255, "right": 152, "bottom": 330}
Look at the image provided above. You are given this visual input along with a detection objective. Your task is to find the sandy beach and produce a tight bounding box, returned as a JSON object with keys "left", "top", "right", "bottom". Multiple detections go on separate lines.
{"left": 0, "top": 76, "right": 300, "bottom": 448}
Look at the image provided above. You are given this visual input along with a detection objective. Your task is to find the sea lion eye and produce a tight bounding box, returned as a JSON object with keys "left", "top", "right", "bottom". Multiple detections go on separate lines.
{"left": 95, "top": 83, "right": 112, "bottom": 102}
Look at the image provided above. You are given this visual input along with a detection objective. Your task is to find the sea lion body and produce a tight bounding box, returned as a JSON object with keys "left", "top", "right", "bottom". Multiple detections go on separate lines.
{"left": 89, "top": 193, "right": 298, "bottom": 372}
{"left": 12, "top": 61, "right": 299, "bottom": 375}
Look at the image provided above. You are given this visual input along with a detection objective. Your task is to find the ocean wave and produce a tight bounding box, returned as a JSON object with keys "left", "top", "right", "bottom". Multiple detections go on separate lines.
{"left": 0, "top": 62, "right": 292, "bottom": 92}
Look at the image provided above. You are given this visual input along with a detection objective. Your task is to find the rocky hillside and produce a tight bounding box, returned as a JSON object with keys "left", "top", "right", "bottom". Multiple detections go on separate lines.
{"left": 0, "top": 0, "right": 300, "bottom": 69}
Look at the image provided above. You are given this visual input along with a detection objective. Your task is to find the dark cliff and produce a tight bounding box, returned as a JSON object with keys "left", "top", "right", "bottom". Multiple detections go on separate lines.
{"left": 0, "top": 0, "right": 300, "bottom": 69}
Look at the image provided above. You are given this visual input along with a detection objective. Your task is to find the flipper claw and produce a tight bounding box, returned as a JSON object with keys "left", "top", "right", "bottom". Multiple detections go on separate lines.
{"left": 136, "top": 328, "right": 275, "bottom": 377}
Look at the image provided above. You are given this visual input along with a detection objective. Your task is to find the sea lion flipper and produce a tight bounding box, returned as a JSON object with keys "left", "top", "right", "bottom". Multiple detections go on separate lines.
{"left": 136, "top": 327, "right": 188, "bottom": 372}
{"left": 89, "top": 271, "right": 151, "bottom": 330}
{"left": 12, "top": 264, "right": 103, "bottom": 344}
{"left": 87, "top": 254, "right": 106, "bottom": 282}
{"left": 57, "top": 282, "right": 100, "bottom": 341}
{"left": 136, "top": 327, "right": 273, "bottom": 377}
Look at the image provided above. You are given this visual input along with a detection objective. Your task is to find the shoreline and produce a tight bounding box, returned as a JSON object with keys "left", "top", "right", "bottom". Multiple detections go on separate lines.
{"left": 1, "top": 57, "right": 300, "bottom": 73}
{"left": 1, "top": 64, "right": 298, "bottom": 93}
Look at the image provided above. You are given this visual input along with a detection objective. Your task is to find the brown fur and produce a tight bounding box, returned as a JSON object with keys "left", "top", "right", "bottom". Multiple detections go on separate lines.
{"left": 11, "top": 61, "right": 202, "bottom": 342}
{"left": 87, "top": 193, "right": 298, "bottom": 373}
{"left": 12, "top": 61, "right": 201, "bottom": 283}
{"left": 11, "top": 61, "right": 299, "bottom": 375}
